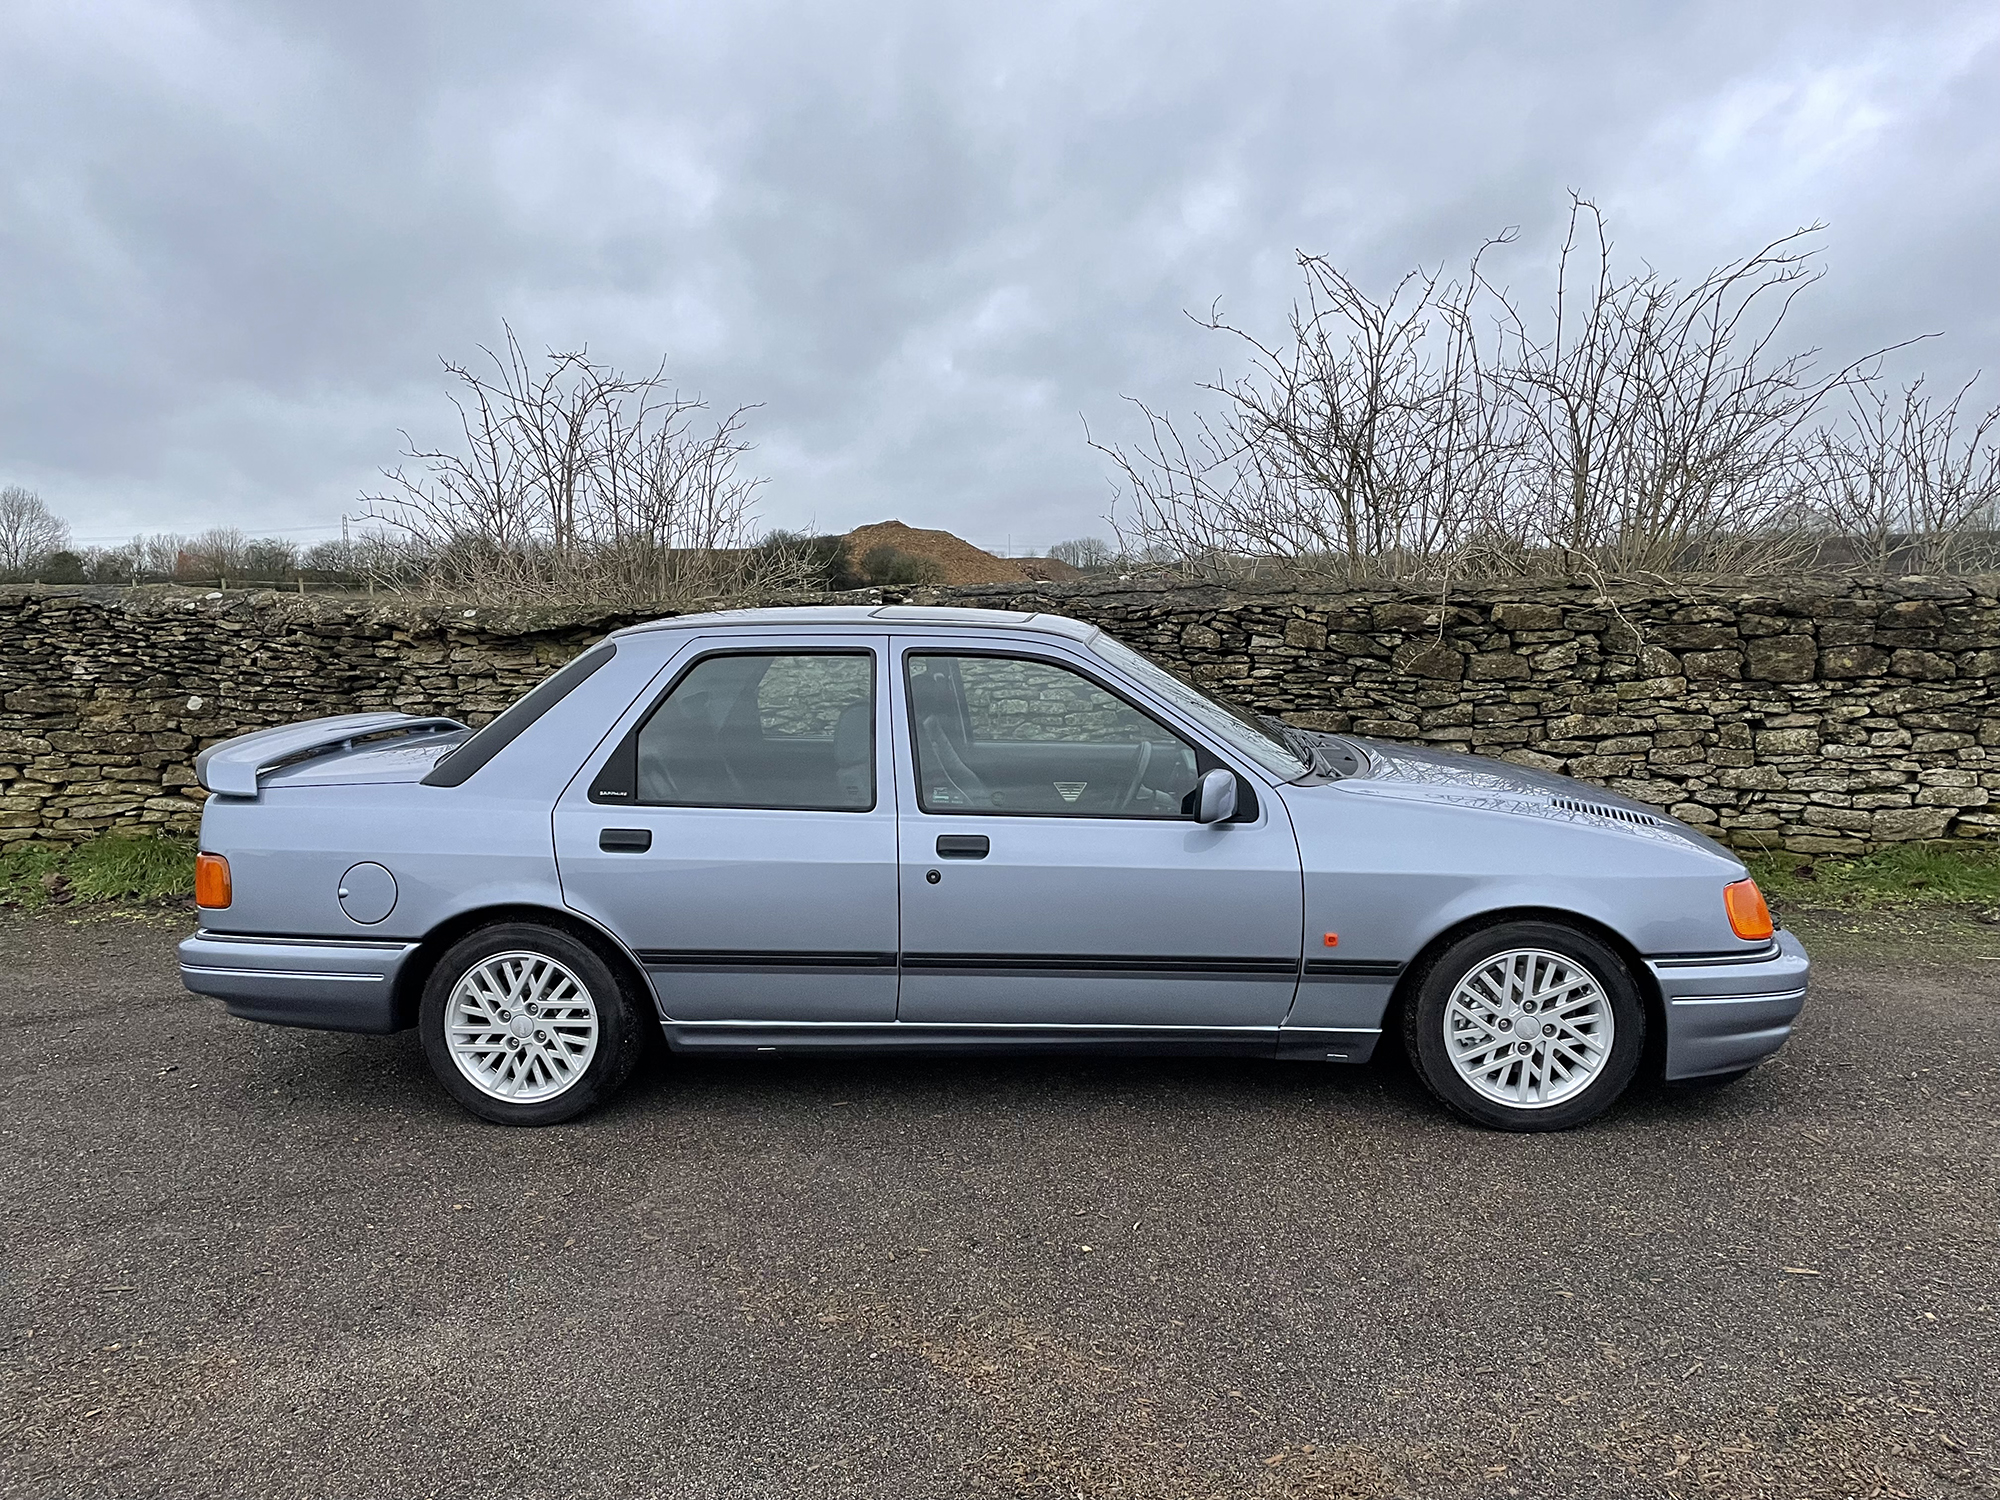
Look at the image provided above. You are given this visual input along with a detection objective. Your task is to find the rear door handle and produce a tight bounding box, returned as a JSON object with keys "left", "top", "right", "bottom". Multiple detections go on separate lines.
{"left": 936, "top": 834, "right": 989, "bottom": 859}
{"left": 599, "top": 828, "right": 652, "bottom": 853}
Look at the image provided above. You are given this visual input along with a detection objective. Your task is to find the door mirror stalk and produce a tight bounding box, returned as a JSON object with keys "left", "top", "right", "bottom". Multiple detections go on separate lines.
{"left": 1194, "top": 768, "right": 1238, "bottom": 825}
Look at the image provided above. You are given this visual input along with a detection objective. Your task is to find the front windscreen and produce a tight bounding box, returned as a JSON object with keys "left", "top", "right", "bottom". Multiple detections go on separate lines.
{"left": 1089, "top": 636, "right": 1308, "bottom": 780}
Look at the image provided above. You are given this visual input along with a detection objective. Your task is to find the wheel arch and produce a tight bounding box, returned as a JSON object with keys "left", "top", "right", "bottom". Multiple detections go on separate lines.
{"left": 1378, "top": 904, "right": 1667, "bottom": 1076}
{"left": 391, "top": 902, "right": 656, "bottom": 1031}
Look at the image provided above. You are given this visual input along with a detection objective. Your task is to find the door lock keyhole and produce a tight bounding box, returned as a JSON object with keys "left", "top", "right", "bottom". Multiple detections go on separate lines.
{"left": 925, "top": 869, "right": 941, "bottom": 884}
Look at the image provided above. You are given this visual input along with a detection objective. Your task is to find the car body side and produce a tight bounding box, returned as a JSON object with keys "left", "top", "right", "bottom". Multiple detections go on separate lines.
{"left": 179, "top": 609, "right": 1808, "bottom": 1081}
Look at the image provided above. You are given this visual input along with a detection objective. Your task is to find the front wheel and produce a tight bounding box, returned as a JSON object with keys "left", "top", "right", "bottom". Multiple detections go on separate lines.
{"left": 1404, "top": 921, "right": 1646, "bottom": 1132}
{"left": 419, "top": 923, "right": 648, "bottom": 1125}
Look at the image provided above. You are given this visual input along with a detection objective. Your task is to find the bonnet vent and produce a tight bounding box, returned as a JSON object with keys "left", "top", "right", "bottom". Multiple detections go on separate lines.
{"left": 1549, "top": 795, "right": 1660, "bottom": 827}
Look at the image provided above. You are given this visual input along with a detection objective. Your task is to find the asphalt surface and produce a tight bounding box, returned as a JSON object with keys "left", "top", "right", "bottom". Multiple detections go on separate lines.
{"left": 3, "top": 910, "right": 1997, "bottom": 1500}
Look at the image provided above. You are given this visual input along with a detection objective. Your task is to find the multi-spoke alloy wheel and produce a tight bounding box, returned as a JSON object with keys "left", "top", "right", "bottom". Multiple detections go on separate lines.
{"left": 419, "top": 923, "right": 646, "bottom": 1126}
{"left": 1405, "top": 921, "right": 1645, "bottom": 1132}
{"left": 1443, "top": 948, "right": 1612, "bottom": 1109}
{"left": 444, "top": 951, "right": 601, "bottom": 1103}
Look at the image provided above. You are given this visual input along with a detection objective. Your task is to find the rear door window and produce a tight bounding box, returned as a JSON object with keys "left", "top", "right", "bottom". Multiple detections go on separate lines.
{"left": 623, "top": 651, "right": 875, "bottom": 811}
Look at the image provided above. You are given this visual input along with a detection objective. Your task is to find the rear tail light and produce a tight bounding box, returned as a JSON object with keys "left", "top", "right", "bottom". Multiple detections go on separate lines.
{"left": 195, "top": 852, "right": 232, "bottom": 909}
{"left": 1723, "top": 878, "right": 1772, "bottom": 941}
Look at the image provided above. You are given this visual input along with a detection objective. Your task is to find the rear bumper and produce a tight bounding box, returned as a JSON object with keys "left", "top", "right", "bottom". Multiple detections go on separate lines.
{"left": 1648, "top": 929, "right": 1810, "bottom": 1081}
{"left": 178, "top": 930, "right": 419, "bottom": 1034}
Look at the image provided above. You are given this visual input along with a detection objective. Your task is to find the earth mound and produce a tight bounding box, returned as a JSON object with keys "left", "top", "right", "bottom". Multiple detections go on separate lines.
{"left": 842, "top": 520, "right": 1028, "bottom": 585}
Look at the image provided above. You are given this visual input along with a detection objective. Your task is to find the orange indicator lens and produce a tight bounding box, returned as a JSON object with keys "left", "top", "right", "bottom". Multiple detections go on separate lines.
{"left": 195, "top": 852, "right": 232, "bottom": 909}
{"left": 1323, "top": 933, "right": 1339, "bottom": 947}
{"left": 1723, "top": 878, "right": 1772, "bottom": 941}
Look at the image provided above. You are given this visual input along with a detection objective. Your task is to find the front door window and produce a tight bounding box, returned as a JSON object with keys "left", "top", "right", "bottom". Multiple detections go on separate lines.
{"left": 905, "top": 653, "right": 1203, "bottom": 818}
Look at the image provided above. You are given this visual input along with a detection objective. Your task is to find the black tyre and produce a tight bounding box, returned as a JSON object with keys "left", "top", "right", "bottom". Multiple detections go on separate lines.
{"left": 1403, "top": 920, "right": 1646, "bottom": 1132}
{"left": 419, "top": 922, "right": 649, "bottom": 1126}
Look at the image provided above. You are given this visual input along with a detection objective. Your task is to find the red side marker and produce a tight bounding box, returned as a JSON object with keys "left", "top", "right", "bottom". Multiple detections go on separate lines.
{"left": 1323, "top": 933, "right": 1339, "bottom": 947}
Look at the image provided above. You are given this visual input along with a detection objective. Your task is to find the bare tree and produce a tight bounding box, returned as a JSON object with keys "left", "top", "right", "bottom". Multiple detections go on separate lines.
{"left": 0, "top": 487, "right": 70, "bottom": 579}
{"left": 1049, "top": 537, "right": 1115, "bottom": 570}
{"left": 367, "top": 329, "right": 771, "bottom": 605}
{"left": 179, "top": 527, "right": 248, "bottom": 581}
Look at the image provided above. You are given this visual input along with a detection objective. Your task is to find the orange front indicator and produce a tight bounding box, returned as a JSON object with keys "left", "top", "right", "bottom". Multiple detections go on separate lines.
{"left": 195, "top": 852, "right": 232, "bottom": 909}
{"left": 1724, "top": 878, "right": 1772, "bottom": 941}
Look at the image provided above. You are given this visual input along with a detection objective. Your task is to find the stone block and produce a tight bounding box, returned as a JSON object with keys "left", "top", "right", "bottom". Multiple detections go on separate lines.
{"left": 1467, "top": 650, "right": 1532, "bottom": 681}
{"left": 1489, "top": 603, "right": 1562, "bottom": 630}
{"left": 1918, "top": 768, "right": 1979, "bottom": 787}
{"left": 1652, "top": 623, "right": 1738, "bottom": 650}
{"left": 1916, "top": 786, "right": 1990, "bottom": 807}
{"left": 1745, "top": 636, "right": 1816, "bottom": 681}
{"left": 1718, "top": 766, "right": 1789, "bottom": 790}
{"left": 1883, "top": 600, "right": 1946, "bottom": 627}
{"left": 1755, "top": 728, "right": 1821, "bottom": 756}
{"left": 1393, "top": 642, "right": 1464, "bottom": 681}
{"left": 1820, "top": 644, "right": 1891, "bottom": 679}
{"left": 1372, "top": 602, "right": 1436, "bottom": 630}
{"left": 1498, "top": 749, "right": 1565, "bottom": 773}
{"left": 1890, "top": 649, "right": 1955, "bottom": 680}
{"left": 1872, "top": 806, "right": 1952, "bottom": 841}
{"left": 1683, "top": 650, "right": 1743, "bottom": 680}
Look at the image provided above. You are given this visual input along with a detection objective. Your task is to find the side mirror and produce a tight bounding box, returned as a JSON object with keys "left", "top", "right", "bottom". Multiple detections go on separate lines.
{"left": 1194, "top": 767, "right": 1238, "bottom": 825}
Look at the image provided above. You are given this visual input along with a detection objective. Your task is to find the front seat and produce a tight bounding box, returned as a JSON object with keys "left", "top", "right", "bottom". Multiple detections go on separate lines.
{"left": 916, "top": 714, "right": 991, "bottom": 808}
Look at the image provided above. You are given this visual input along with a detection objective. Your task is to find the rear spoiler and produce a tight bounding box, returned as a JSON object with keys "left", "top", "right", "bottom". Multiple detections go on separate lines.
{"left": 194, "top": 713, "right": 468, "bottom": 798}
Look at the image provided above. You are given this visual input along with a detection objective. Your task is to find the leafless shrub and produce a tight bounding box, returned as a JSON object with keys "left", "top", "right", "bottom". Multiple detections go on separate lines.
{"left": 366, "top": 329, "right": 776, "bottom": 606}
{"left": 1812, "top": 377, "right": 2000, "bottom": 574}
{"left": 1492, "top": 206, "right": 1887, "bottom": 575}
{"left": 1096, "top": 245, "right": 1517, "bottom": 584}
{"left": 1098, "top": 198, "right": 1985, "bottom": 582}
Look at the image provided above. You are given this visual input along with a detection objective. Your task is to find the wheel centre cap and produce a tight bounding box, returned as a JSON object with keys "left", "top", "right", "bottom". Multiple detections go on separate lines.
{"left": 510, "top": 1015, "right": 534, "bottom": 1040}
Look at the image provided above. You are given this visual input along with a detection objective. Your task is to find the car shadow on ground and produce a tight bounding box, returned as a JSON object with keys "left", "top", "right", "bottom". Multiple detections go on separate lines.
{"left": 240, "top": 1011, "right": 1794, "bottom": 1137}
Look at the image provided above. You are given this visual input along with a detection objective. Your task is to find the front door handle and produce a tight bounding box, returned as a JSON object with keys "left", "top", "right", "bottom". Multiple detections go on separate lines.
{"left": 936, "top": 834, "right": 989, "bottom": 859}
{"left": 599, "top": 828, "right": 652, "bottom": 853}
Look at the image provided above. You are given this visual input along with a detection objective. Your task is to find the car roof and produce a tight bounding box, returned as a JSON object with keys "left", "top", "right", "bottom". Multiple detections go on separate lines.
{"left": 608, "top": 605, "right": 1101, "bottom": 643}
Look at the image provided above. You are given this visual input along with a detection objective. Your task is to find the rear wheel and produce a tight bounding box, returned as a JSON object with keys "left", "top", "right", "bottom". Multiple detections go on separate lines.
{"left": 1404, "top": 921, "right": 1645, "bottom": 1132}
{"left": 419, "top": 923, "right": 647, "bottom": 1125}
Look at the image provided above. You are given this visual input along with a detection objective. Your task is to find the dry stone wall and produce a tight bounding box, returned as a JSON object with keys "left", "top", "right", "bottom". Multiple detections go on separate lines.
{"left": 7, "top": 576, "right": 2000, "bottom": 855}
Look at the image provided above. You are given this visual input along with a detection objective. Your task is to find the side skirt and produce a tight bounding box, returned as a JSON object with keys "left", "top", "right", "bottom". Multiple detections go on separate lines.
{"left": 662, "top": 1020, "right": 1381, "bottom": 1063}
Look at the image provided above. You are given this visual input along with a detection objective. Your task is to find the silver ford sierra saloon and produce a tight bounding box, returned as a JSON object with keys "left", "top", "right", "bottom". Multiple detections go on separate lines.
{"left": 178, "top": 606, "right": 1808, "bottom": 1131}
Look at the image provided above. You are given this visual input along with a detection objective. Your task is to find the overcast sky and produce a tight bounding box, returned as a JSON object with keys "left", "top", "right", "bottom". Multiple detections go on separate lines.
{"left": 3, "top": 1, "right": 1996, "bottom": 555}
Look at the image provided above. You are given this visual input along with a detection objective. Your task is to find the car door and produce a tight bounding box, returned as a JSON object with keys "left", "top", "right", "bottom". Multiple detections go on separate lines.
{"left": 553, "top": 634, "right": 899, "bottom": 1022}
{"left": 893, "top": 639, "right": 1303, "bottom": 1034}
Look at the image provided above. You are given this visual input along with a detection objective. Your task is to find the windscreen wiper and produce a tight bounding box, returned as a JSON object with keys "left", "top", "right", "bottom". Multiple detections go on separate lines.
{"left": 1259, "top": 714, "right": 1342, "bottom": 778}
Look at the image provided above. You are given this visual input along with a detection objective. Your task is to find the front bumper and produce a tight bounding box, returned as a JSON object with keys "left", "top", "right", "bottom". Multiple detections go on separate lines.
{"left": 1648, "top": 928, "right": 1810, "bottom": 1081}
{"left": 178, "top": 930, "right": 419, "bottom": 1034}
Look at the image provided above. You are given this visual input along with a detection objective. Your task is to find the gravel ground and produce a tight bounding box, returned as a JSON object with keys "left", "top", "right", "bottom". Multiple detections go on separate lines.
{"left": 2, "top": 908, "right": 1996, "bottom": 1500}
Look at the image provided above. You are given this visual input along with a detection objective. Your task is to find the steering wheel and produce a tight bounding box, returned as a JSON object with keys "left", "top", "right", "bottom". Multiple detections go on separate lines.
{"left": 1114, "top": 739, "right": 1153, "bottom": 812}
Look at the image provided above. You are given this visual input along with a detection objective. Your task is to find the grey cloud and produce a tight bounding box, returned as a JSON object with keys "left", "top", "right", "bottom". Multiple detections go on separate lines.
{"left": 2, "top": 0, "right": 1995, "bottom": 551}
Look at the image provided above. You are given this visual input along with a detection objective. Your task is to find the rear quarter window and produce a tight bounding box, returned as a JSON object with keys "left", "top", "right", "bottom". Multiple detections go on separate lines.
{"left": 422, "top": 642, "right": 618, "bottom": 788}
